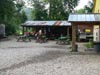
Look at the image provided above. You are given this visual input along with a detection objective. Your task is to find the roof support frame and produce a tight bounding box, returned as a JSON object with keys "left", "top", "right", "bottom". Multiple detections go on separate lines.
{"left": 68, "top": 13, "right": 100, "bottom": 52}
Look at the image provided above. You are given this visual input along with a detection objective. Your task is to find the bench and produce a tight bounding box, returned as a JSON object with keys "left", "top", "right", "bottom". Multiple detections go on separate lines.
{"left": 17, "top": 35, "right": 31, "bottom": 42}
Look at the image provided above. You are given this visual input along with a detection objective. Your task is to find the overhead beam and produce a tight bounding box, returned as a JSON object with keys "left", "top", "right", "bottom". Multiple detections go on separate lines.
{"left": 99, "top": 25, "right": 100, "bottom": 41}
{"left": 70, "top": 22, "right": 100, "bottom": 25}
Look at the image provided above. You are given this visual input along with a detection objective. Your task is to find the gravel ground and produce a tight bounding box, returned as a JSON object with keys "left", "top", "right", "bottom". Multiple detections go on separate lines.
{"left": 0, "top": 37, "right": 100, "bottom": 75}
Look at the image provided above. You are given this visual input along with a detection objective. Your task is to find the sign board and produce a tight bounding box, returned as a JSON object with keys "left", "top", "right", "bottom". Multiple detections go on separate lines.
{"left": 85, "top": 29, "right": 91, "bottom": 33}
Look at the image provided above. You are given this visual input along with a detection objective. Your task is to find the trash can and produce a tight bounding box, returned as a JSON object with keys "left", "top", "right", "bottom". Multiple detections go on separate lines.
{"left": 94, "top": 42, "right": 100, "bottom": 52}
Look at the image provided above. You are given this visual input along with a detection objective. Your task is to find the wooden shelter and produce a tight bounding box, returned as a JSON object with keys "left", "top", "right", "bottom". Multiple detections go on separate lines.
{"left": 21, "top": 21, "right": 71, "bottom": 39}
{"left": 68, "top": 13, "right": 100, "bottom": 51}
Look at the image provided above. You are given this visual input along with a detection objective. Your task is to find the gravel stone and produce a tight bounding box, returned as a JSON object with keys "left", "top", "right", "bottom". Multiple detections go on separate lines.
{"left": 0, "top": 37, "right": 100, "bottom": 75}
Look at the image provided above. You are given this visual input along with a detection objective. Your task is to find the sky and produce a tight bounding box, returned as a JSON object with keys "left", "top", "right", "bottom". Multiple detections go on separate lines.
{"left": 75, "top": 0, "right": 93, "bottom": 10}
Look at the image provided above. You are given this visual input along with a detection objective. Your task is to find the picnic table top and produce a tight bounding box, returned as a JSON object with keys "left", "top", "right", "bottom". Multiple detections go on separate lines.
{"left": 58, "top": 36, "right": 67, "bottom": 40}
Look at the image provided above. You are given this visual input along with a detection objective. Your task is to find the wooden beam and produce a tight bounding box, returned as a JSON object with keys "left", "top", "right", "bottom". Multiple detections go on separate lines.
{"left": 72, "top": 24, "right": 77, "bottom": 52}
{"left": 22, "top": 26, "right": 24, "bottom": 35}
{"left": 26, "top": 27, "right": 28, "bottom": 32}
{"left": 67, "top": 27, "right": 69, "bottom": 36}
{"left": 70, "top": 22, "right": 100, "bottom": 25}
{"left": 99, "top": 25, "right": 100, "bottom": 41}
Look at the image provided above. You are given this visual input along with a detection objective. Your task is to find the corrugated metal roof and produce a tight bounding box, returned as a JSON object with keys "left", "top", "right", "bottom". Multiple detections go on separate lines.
{"left": 22, "top": 21, "right": 71, "bottom": 26}
{"left": 68, "top": 13, "right": 100, "bottom": 22}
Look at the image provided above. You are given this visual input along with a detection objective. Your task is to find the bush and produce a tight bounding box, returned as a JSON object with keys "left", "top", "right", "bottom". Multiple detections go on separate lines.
{"left": 85, "top": 39, "right": 93, "bottom": 48}
{"left": 85, "top": 43, "right": 91, "bottom": 48}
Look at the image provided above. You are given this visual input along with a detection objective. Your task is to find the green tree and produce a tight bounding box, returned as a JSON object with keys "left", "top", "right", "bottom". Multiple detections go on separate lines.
{"left": 75, "top": 9, "right": 85, "bottom": 14}
{"left": 0, "top": 0, "right": 15, "bottom": 23}
{"left": 21, "top": 11, "right": 27, "bottom": 23}
{"left": 31, "top": 0, "right": 79, "bottom": 20}
{"left": 84, "top": 0, "right": 93, "bottom": 13}
{"left": 31, "top": 0, "right": 48, "bottom": 20}
{"left": 76, "top": 0, "right": 93, "bottom": 14}
{"left": 63, "top": 0, "right": 79, "bottom": 13}
{"left": 48, "top": 0, "right": 67, "bottom": 20}
{"left": 15, "top": 0, "right": 25, "bottom": 24}
{"left": 49, "top": 0, "right": 79, "bottom": 20}
{"left": 0, "top": 0, "right": 27, "bottom": 35}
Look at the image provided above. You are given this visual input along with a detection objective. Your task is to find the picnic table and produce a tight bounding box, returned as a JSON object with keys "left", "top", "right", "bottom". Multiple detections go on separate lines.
{"left": 41, "top": 35, "right": 48, "bottom": 43}
{"left": 17, "top": 35, "right": 31, "bottom": 42}
{"left": 56, "top": 36, "right": 70, "bottom": 45}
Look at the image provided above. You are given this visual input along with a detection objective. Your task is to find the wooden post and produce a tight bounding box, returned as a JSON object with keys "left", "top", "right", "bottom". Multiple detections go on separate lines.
{"left": 32, "top": 27, "right": 34, "bottom": 31}
{"left": 26, "top": 27, "right": 28, "bottom": 32}
{"left": 22, "top": 26, "right": 25, "bottom": 35}
{"left": 99, "top": 25, "right": 100, "bottom": 41}
{"left": 72, "top": 24, "right": 77, "bottom": 52}
{"left": 67, "top": 27, "right": 69, "bottom": 36}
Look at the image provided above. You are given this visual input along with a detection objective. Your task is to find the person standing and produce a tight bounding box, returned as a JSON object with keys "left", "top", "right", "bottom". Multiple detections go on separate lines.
{"left": 38, "top": 29, "right": 43, "bottom": 43}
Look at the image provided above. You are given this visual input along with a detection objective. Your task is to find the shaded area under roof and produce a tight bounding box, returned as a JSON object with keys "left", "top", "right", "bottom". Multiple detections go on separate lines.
{"left": 68, "top": 13, "right": 100, "bottom": 25}
{"left": 21, "top": 21, "right": 71, "bottom": 27}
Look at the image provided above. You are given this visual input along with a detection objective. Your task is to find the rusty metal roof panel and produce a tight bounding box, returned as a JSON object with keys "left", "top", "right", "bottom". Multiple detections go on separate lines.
{"left": 54, "top": 21, "right": 61, "bottom": 26}
{"left": 46, "top": 21, "right": 56, "bottom": 26}
{"left": 22, "top": 21, "right": 71, "bottom": 26}
{"left": 60, "top": 21, "right": 71, "bottom": 26}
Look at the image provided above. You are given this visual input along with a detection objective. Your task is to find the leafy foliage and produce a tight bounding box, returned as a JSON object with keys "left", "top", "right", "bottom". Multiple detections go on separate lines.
{"left": 0, "top": 0, "right": 27, "bottom": 35}
{"left": 75, "top": 0, "right": 93, "bottom": 14}
{"left": 0, "top": 0, "right": 80, "bottom": 34}
{"left": 49, "top": 0, "right": 69, "bottom": 20}
{"left": 63, "top": 0, "right": 79, "bottom": 13}
{"left": 31, "top": 0, "right": 79, "bottom": 20}
{"left": 0, "top": 0, "right": 15, "bottom": 23}
{"left": 31, "top": 0, "right": 48, "bottom": 20}
{"left": 84, "top": 0, "right": 94, "bottom": 13}
{"left": 20, "top": 11, "right": 27, "bottom": 23}
{"left": 85, "top": 39, "right": 93, "bottom": 48}
{"left": 75, "top": 9, "right": 85, "bottom": 14}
